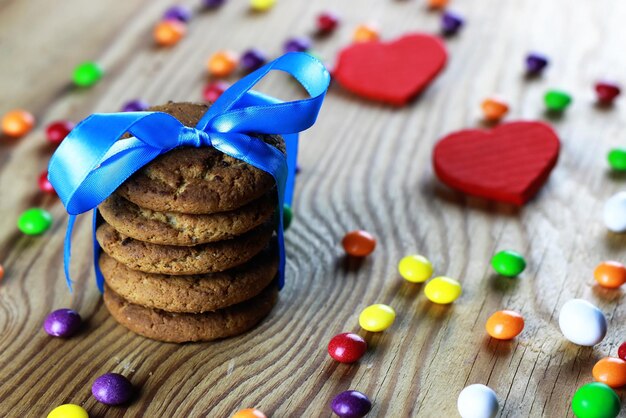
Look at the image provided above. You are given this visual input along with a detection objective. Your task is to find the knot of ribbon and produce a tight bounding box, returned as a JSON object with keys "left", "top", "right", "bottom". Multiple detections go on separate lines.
{"left": 48, "top": 52, "right": 330, "bottom": 292}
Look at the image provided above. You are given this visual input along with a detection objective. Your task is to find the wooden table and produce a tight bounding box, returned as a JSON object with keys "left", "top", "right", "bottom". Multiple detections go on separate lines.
{"left": 2, "top": 0, "right": 626, "bottom": 416}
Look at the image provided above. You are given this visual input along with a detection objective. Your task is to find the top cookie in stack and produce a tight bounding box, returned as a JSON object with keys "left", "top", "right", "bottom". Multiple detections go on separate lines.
{"left": 96, "top": 102, "right": 284, "bottom": 343}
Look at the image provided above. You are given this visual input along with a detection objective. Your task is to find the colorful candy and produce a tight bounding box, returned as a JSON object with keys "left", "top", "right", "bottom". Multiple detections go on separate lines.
{"left": 608, "top": 148, "right": 626, "bottom": 172}
{"left": 44, "top": 308, "right": 81, "bottom": 338}
{"left": 73, "top": 61, "right": 104, "bottom": 87}
{"left": 283, "top": 204, "right": 293, "bottom": 230}
{"left": 558, "top": 299, "right": 607, "bottom": 346}
{"left": 45, "top": 120, "right": 75, "bottom": 145}
{"left": 359, "top": 304, "right": 395, "bottom": 332}
{"left": 603, "top": 191, "right": 626, "bottom": 232}
{"left": 618, "top": 342, "right": 626, "bottom": 361}
{"left": 208, "top": 50, "right": 239, "bottom": 77}
{"left": 202, "top": 0, "right": 226, "bottom": 8}
{"left": 39, "top": 171, "right": 56, "bottom": 195}
{"left": 331, "top": 390, "right": 372, "bottom": 418}
{"left": 353, "top": 24, "right": 379, "bottom": 43}
{"left": 154, "top": 20, "right": 186, "bottom": 47}
{"left": 428, "top": 0, "right": 449, "bottom": 9}
{"left": 2, "top": 109, "right": 35, "bottom": 138}
{"left": 485, "top": 310, "right": 524, "bottom": 340}
{"left": 283, "top": 37, "right": 311, "bottom": 53}
{"left": 163, "top": 5, "right": 192, "bottom": 22}
{"left": 203, "top": 80, "right": 230, "bottom": 103}
{"left": 233, "top": 409, "right": 267, "bottom": 418}
{"left": 424, "top": 276, "right": 462, "bottom": 304}
{"left": 92, "top": 372, "right": 134, "bottom": 405}
{"left": 490, "top": 250, "right": 526, "bottom": 277}
{"left": 250, "top": 0, "right": 276, "bottom": 12}
{"left": 240, "top": 48, "right": 267, "bottom": 72}
{"left": 342, "top": 230, "right": 376, "bottom": 257}
{"left": 571, "top": 382, "right": 620, "bottom": 418}
{"left": 544, "top": 90, "right": 572, "bottom": 112}
{"left": 595, "top": 81, "right": 621, "bottom": 104}
{"left": 594, "top": 261, "right": 626, "bottom": 289}
{"left": 316, "top": 11, "right": 340, "bottom": 34}
{"left": 47, "top": 404, "right": 89, "bottom": 418}
{"left": 18, "top": 208, "right": 52, "bottom": 235}
{"left": 0, "top": 264, "right": 4, "bottom": 282}
{"left": 328, "top": 332, "right": 367, "bottom": 363}
{"left": 525, "top": 53, "right": 549, "bottom": 75}
{"left": 398, "top": 254, "right": 433, "bottom": 283}
{"left": 457, "top": 384, "right": 499, "bottom": 418}
{"left": 481, "top": 97, "right": 509, "bottom": 122}
{"left": 592, "top": 357, "right": 626, "bottom": 388}
{"left": 121, "top": 99, "right": 150, "bottom": 112}
{"left": 441, "top": 11, "right": 464, "bottom": 35}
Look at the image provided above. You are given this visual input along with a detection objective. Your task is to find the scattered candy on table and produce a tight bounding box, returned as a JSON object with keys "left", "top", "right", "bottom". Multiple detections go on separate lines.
{"left": 571, "top": 382, "right": 620, "bottom": 418}
{"left": 0, "top": 263, "right": 4, "bottom": 282}
{"left": 2, "top": 109, "right": 35, "bottom": 138}
{"left": 544, "top": 89, "right": 572, "bottom": 112}
{"left": 398, "top": 254, "right": 433, "bottom": 283}
{"left": 441, "top": 11, "right": 464, "bottom": 35}
{"left": 490, "top": 250, "right": 526, "bottom": 277}
{"left": 424, "top": 276, "right": 462, "bottom": 304}
{"left": 595, "top": 81, "right": 621, "bottom": 105}
{"left": 121, "top": 99, "right": 150, "bottom": 112}
{"left": 154, "top": 20, "right": 186, "bottom": 47}
{"left": 342, "top": 230, "right": 376, "bottom": 257}
{"left": 202, "top": 0, "right": 226, "bottom": 8}
{"left": 525, "top": 52, "right": 549, "bottom": 75}
{"left": 485, "top": 310, "right": 524, "bottom": 340}
{"left": 603, "top": 191, "right": 626, "bottom": 233}
{"left": 283, "top": 36, "right": 311, "bottom": 53}
{"left": 72, "top": 61, "right": 104, "bottom": 87}
{"left": 481, "top": 96, "right": 509, "bottom": 122}
{"left": 593, "top": 261, "right": 626, "bottom": 289}
{"left": 45, "top": 120, "right": 75, "bottom": 145}
{"left": 232, "top": 409, "right": 267, "bottom": 418}
{"left": 592, "top": 357, "right": 626, "bottom": 389}
{"left": 203, "top": 80, "right": 230, "bottom": 103}
{"left": 240, "top": 48, "right": 267, "bottom": 72}
{"left": 618, "top": 342, "right": 626, "bottom": 361}
{"left": 359, "top": 304, "right": 395, "bottom": 332}
{"left": 38, "top": 171, "right": 56, "bottom": 195}
{"left": 92, "top": 372, "right": 134, "bottom": 405}
{"left": 352, "top": 24, "right": 379, "bottom": 43}
{"left": 558, "top": 299, "right": 607, "bottom": 346}
{"left": 250, "top": 0, "right": 276, "bottom": 12}
{"left": 331, "top": 390, "right": 372, "bottom": 418}
{"left": 47, "top": 404, "right": 89, "bottom": 418}
{"left": 328, "top": 332, "right": 367, "bottom": 363}
{"left": 316, "top": 11, "right": 340, "bottom": 34}
{"left": 607, "top": 148, "right": 626, "bottom": 172}
{"left": 428, "top": 0, "right": 449, "bottom": 9}
{"left": 44, "top": 308, "right": 82, "bottom": 338}
{"left": 208, "top": 50, "right": 239, "bottom": 77}
{"left": 282, "top": 204, "right": 293, "bottom": 230}
{"left": 457, "top": 384, "right": 499, "bottom": 418}
{"left": 17, "top": 208, "right": 52, "bottom": 235}
{"left": 163, "top": 5, "right": 192, "bottom": 22}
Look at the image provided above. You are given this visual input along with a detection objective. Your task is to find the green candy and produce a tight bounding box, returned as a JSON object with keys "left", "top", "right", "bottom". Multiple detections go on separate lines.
{"left": 608, "top": 148, "right": 626, "bottom": 171}
{"left": 283, "top": 204, "right": 293, "bottom": 230}
{"left": 491, "top": 250, "right": 526, "bottom": 277}
{"left": 544, "top": 90, "right": 572, "bottom": 111}
{"left": 571, "top": 382, "right": 620, "bottom": 418}
{"left": 73, "top": 61, "right": 104, "bottom": 87}
{"left": 18, "top": 208, "right": 52, "bottom": 235}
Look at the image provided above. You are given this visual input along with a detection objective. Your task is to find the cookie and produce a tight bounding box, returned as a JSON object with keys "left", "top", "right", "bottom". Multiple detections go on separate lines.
{"left": 98, "top": 192, "right": 275, "bottom": 246}
{"left": 96, "top": 221, "right": 273, "bottom": 275}
{"left": 103, "top": 283, "right": 278, "bottom": 343}
{"left": 115, "top": 102, "right": 286, "bottom": 214}
{"left": 99, "top": 250, "right": 278, "bottom": 313}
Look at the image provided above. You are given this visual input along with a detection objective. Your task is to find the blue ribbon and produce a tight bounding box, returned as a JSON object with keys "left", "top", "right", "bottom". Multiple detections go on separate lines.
{"left": 48, "top": 52, "right": 330, "bottom": 292}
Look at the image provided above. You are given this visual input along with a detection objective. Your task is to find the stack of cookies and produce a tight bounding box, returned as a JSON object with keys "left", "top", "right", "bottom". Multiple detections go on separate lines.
{"left": 97, "top": 102, "right": 284, "bottom": 343}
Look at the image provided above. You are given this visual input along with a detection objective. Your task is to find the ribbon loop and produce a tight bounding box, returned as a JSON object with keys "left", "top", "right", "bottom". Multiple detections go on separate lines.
{"left": 178, "top": 126, "right": 212, "bottom": 148}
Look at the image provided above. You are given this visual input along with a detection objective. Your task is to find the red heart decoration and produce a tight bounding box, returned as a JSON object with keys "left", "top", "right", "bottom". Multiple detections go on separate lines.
{"left": 333, "top": 33, "right": 447, "bottom": 106}
{"left": 433, "top": 121, "right": 560, "bottom": 205}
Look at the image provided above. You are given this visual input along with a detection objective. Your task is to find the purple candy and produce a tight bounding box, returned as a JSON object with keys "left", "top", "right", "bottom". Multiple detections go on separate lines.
{"left": 121, "top": 99, "right": 150, "bottom": 112}
{"left": 441, "top": 11, "right": 464, "bottom": 35}
{"left": 43, "top": 308, "right": 81, "bottom": 338}
{"left": 202, "top": 0, "right": 225, "bottom": 8}
{"left": 331, "top": 390, "right": 372, "bottom": 418}
{"left": 525, "top": 52, "right": 549, "bottom": 74}
{"left": 163, "top": 5, "right": 192, "bottom": 22}
{"left": 240, "top": 48, "right": 267, "bottom": 72}
{"left": 92, "top": 373, "right": 134, "bottom": 405}
{"left": 283, "top": 37, "right": 311, "bottom": 53}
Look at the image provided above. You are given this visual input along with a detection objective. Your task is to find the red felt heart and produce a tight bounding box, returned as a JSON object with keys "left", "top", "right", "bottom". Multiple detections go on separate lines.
{"left": 433, "top": 121, "right": 560, "bottom": 205}
{"left": 333, "top": 33, "right": 447, "bottom": 106}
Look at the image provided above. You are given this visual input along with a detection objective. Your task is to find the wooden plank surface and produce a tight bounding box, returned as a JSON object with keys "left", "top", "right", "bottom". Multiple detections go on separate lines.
{"left": 2, "top": 0, "right": 626, "bottom": 416}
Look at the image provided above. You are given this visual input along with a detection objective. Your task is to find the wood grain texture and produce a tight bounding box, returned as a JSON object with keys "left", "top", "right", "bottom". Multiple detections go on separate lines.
{"left": 2, "top": 0, "right": 626, "bottom": 417}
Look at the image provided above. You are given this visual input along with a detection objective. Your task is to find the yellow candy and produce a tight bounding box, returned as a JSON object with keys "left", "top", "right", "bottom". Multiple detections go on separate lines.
{"left": 47, "top": 404, "right": 89, "bottom": 418}
{"left": 359, "top": 304, "right": 395, "bottom": 332}
{"left": 398, "top": 255, "right": 433, "bottom": 283}
{"left": 424, "top": 276, "right": 462, "bottom": 304}
{"left": 250, "top": 0, "right": 276, "bottom": 11}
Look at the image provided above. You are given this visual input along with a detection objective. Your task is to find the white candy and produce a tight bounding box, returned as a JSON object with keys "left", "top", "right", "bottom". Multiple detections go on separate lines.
{"left": 457, "top": 384, "right": 499, "bottom": 418}
{"left": 558, "top": 299, "right": 607, "bottom": 346}
{"left": 604, "top": 191, "right": 626, "bottom": 232}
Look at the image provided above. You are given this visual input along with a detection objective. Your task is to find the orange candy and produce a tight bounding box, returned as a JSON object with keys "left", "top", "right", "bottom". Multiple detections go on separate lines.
{"left": 0, "top": 264, "right": 4, "bottom": 281}
{"left": 481, "top": 97, "right": 509, "bottom": 122}
{"left": 353, "top": 24, "right": 379, "bottom": 43}
{"left": 208, "top": 51, "right": 239, "bottom": 77}
{"left": 428, "top": 0, "right": 449, "bottom": 8}
{"left": 594, "top": 261, "right": 626, "bottom": 289}
{"left": 2, "top": 109, "right": 35, "bottom": 137}
{"left": 232, "top": 409, "right": 267, "bottom": 418}
{"left": 154, "top": 20, "right": 186, "bottom": 46}
{"left": 485, "top": 310, "right": 524, "bottom": 340}
{"left": 592, "top": 357, "right": 626, "bottom": 388}
{"left": 342, "top": 230, "right": 376, "bottom": 257}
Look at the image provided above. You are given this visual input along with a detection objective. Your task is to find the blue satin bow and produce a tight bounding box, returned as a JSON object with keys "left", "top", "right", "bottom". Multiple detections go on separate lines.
{"left": 48, "top": 52, "right": 330, "bottom": 292}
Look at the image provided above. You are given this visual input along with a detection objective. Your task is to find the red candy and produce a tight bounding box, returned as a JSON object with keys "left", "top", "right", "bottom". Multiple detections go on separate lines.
{"left": 328, "top": 332, "right": 367, "bottom": 363}
{"left": 342, "top": 230, "right": 376, "bottom": 257}
{"left": 203, "top": 80, "right": 230, "bottom": 103}
{"left": 38, "top": 171, "right": 56, "bottom": 195}
{"left": 618, "top": 342, "right": 626, "bottom": 361}
{"left": 317, "top": 12, "right": 340, "bottom": 34}
{"left": 46, "top": 120, "right": 75, "bottom": 145}
{"left": 595, "top": 81, "right": 621, "bottom": 104}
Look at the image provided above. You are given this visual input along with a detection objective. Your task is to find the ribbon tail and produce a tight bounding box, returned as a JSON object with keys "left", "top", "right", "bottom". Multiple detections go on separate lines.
{"left": 63, "top": 215, "right": 77, "bottom": 292}
{"left": 93, "top": 209, "right": 104, "bottom": 293}
{"left": 284, "top": 133, "right": 298, "bottom": 206}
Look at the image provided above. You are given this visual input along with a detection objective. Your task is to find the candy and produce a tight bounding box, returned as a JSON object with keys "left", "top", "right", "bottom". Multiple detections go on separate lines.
{"left": 163, "top": 5, "right": 192, "bottom": 22}
{"left": 342, "top": 230, "right": 376, "bottom": 257}
{"left": 283, "top": 37, "right": 311, "bottom": 53}
{"left": 594, "top": 261, "right": 626, "bottom": 289}
{"left": 618, "top": 342, "right": 626, "bottom": 361}
{"left": 2, "top": 109, "right": 35, "bottom": 138}
{"left": 47, "top": 404, "right": 88, "bottom": 418}
{"left": 45, "top": 120, "right": 75, "bottom": 145}
{"left": 592, "top": 357, "right": 626, "bottom": 388}
{"left": 424, "top": 276, "right": 462, "bottom": 304}
{"left": 44, "top": 308, "right": 81, "bottom": 338}
{"left": 359, "top": 304, "right": 395, "bottom": 332}
{"left": 481, "top": 97, "right": 509, "bottom": 122}
{"left": 154, "top": 20, "right": 186, "bottom": 47}
{"left": 352, "top": 24, "right": 379, "bottom": 43}
{"left": 331, "top": 390, "right": 372, "bottom": 418}
{"left": 203, "top": 80, "right": 230, "bottom": 103}
{"left": 73, "top": 61, "right": 103, "bottom": 87}
{"left": 428, "top": 0, "right": 449, "bottom": 9}
{"left": 0, "top": 264, "right": 4, "bottom": 282}
{"left": 328, "top": 332, "right": 367, "bottom": 363}
{"left": 39, "top": 171, "right": 56, "bottom": 195}
{"left": 398, "top": 254, "right": 433, "bottom": 283}
{"left": 250, "top": 0, "right": 276, "bottom": 12}
{"left": 283, "top": 204, "right": 293, "bottom": 230}
{"left": 317, "top": 11, "right": 340, "bottom": 34}
{"left": 607, "top": 148, "right": 626, "bottom": 172}
{"left": 18, "top": 208, "right": 52, "bottom": 235}
{"left": 544, "top": 90, "right": 572, "bottom": 112}
{"left": 208, "top": 50, "right": 239, "bottom": 77}
{"left": 603, "top": 191, "right": 626, "bottom": 232}
{"left": 202, "top": 0, "right": 225, "bottom": 8}
{"left": 121, "top": 99, "right": 150, "bottom": 112}
{"left": 92, "top": 372, "right": 134, "bottom": 405}
{"left": 571, "top": 382, "right": 620, "bottom": 418}
{"left": 240, "top": 48, "right": 267, "bottom": 72}
{"left": 457, "top": 384, "right": 499, "bottom": 418}
{"left": 595, "top": 81, "right": 621, "bottom": 104}
{"left": 525, "top": 53, "right": 549, "bottom": 75}
{"left": 490, "top": 250, "right": 526, "bottom": 277}
{"left": 485, "top": 310, "right": 524, "bottom": 340}
{"left": 441, "top": 11, "right": 464, "bottom": 35}
{"left": 558, "top": 299, "right": 607, "bottom": 346}
{"left": 233, "top": 409, "right": 267, "bottom": 418}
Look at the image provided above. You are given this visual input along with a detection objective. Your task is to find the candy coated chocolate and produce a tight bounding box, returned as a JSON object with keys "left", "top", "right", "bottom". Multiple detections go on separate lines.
{"left": 92, "top": 372, "right": 133, "bottom": 405}
{"left": 44, "top": 308, "right": 81, "bottom": 338}
{"left": 331, "top": 390, "right": 372, "bottom": 418}
{"left": 328, "top": 333, "right": 367, "bottom": 363}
